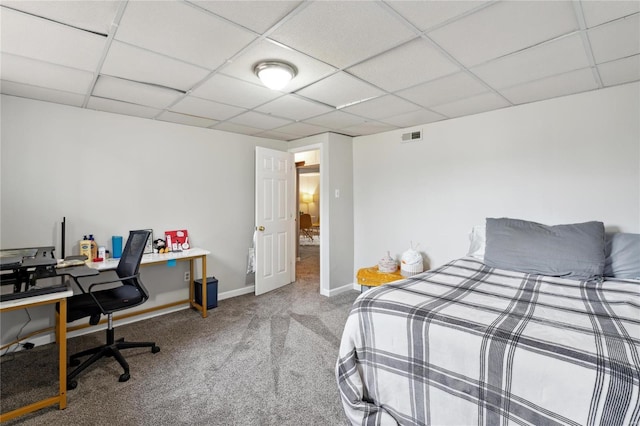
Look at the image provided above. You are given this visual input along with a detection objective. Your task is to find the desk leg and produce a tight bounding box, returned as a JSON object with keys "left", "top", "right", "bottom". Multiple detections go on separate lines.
{"left": 201, "top": 255, "right": 207, "bottom": 318}
{"left": 189, "top": 260, "right": 194, "bottom": 311}
{"left": 57, "top": 299, "right": 67, "bottom": 409}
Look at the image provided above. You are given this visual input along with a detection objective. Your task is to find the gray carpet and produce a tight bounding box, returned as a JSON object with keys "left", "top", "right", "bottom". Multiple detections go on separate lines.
{"left": 2, "top": 245, "right": 359, "bottom": 425}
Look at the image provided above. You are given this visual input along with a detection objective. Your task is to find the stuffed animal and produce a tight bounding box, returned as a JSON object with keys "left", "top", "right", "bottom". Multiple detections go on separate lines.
{"left": 153, "top": 238, "right": 168, "bottom": 254}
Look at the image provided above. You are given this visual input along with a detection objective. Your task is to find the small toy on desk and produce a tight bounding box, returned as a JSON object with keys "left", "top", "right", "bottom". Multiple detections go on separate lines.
{"left": 154, "top": 238, "right": 169, "bottom": 254}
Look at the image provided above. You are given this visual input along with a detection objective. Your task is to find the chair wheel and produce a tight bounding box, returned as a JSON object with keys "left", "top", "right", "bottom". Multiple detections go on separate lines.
{"left": 119, "top": 373, "right": 130, "bottom": 382}
{"left": 70, "top": 358, "right": 81, "bottom": 366}
{"left": 67, "top": 380, "right": 77, "bottom": 390}
{"left": 152, "top": 346, "right": 160, "bottom": 354}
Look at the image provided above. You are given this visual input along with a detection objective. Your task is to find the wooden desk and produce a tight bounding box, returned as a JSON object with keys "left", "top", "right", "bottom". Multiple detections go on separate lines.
{"left": 0, "top": 289, "right": 73, "bottom": 422}
{"left": 87, "top": 248, "right": 211, "bottom": 318}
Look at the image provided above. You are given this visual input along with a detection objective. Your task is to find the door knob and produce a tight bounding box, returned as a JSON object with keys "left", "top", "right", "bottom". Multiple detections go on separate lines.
{"left": 257, "top": 226, "right": 265, "bottom": 231}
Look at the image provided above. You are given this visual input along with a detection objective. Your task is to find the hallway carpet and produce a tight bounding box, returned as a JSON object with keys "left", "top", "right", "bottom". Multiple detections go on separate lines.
{"left": 1, "top": 245, "right": 359, "bottom": 425}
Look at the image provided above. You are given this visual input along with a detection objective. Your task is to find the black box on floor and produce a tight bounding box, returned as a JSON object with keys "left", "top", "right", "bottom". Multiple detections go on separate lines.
{"left": 194, "top": 277, "right": 218, "bottom": 309}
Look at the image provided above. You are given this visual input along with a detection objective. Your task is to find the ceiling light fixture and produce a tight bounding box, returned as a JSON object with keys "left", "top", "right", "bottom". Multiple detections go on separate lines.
{"left": 253, "top": 61, "right": 297, "bottom": 91}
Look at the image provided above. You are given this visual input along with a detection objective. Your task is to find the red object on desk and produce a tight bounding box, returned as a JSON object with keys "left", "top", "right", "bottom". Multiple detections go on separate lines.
{"left": 165, "top": 230, "right": 189, "bottom": 250}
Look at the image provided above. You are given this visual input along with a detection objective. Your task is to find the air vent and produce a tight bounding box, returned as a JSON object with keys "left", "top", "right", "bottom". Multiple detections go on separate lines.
{"left": 401, "top": 129, "right": 422, "bottom": 143}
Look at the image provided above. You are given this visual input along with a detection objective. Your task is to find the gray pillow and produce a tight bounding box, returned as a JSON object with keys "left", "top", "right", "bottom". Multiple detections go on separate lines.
{"left": 604, "top": 232, "right": 640, "bottom": 279}
{"left": 484, "top": 218, "right": 606, "bottom": 280}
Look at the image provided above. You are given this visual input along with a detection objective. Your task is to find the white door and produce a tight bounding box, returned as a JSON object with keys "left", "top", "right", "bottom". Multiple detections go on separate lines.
{"left": 255, "top": 147, "right": 295, "bottom": 295}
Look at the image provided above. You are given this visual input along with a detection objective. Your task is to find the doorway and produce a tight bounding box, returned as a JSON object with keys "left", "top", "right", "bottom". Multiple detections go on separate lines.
{"left": 295, "top": 150, "right": 320, "bottom": 288}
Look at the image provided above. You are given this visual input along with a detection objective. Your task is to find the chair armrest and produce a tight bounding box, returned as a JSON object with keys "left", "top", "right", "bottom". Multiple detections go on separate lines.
{"left": 86, "top": 274, "right": 138, "bottom": 293}
{"left": 75, "top": 273, "right": 140, "bottom": 315}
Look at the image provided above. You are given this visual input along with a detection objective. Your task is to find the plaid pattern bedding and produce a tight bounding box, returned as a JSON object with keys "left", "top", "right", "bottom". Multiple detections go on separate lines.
{"left": 337, "top": 257, "right": 640, "bottom": 426}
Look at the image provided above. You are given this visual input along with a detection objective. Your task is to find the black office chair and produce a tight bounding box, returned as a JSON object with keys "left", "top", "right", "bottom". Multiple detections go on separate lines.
{"left": 62, "top": 230, "right": 159, "bottom": 390}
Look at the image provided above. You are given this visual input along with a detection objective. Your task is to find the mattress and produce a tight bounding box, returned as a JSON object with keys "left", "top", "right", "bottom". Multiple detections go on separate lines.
{"left": 336, "top": 257, "right": 640, "bottom": 425}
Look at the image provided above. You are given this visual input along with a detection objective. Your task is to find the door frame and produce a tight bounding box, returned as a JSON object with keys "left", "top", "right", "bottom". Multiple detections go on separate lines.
{"left": 289, "top": 143, "right": 329, "bottom": 296}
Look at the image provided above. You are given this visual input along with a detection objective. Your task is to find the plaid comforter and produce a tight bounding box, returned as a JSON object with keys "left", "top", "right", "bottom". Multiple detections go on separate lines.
{"left": 337, "top": 258, "right": 640, "bottom": 425}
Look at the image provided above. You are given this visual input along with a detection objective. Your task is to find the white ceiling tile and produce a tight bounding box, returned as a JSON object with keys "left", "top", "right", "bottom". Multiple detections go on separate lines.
{"left": 87, "top": 96, "right": 161, "bottom": 119}
{"left": 93, "top": 75, "right": 183, "bottom": 109}
{"left": 396, "top": 72, "right": 488, "bottom": 108}
{"left": 220, "top": 39, "right": 338, "bottom": 92}
{"left": 2, "top": 1, "right": 120, "bottom": 34}
{"left": 387, "top": 0, "right": 487, "bottom": 31}
{"left": 1, "top": 7, "right": 107, "bottom": 71}
{"left": 296, "top": 72, "right": 385, "bottom": 108}
{"left": 115, "top": 1, "right": 256, "bottom": 70}
{"left": 255, "top": 95, "right": 333, "bottom": 121}
{"left": 274, "top": 122, "right": 329, "bottom": 137}
{"left": 269, "top": 1, "right": 416, "bottom": 68}
{"left": 382, "top": 109, "right": 446, "bottom": 128}
{"left": 156, "top": 111, "right": 218, "bottom": 128}
{"left": 598, "top": 55, "right": 640, "bottom": 86}
{"left": 431, "top": 92, "right": 510, "bottom": 118}
{"left": 170, "top": 96, "right": 246, "bottom": 121}
{"left": 347, "top": 38, "right": 460, "bottom": 92}
{"left": 253, "top": 129, "right": 297, "bottom": 140}
{"left": 472, "top": 34, "right": 590, "bottom": 89}
{"left": 341, "top": 95, "right": 421, "bottom": 120}
{"left": 581, "top": 2, "right": 640, "bottom": 28}
{"left": 228, "top": 111, "right": 292, "bottom": 130}
{"left": 303, "top": 111, "right": 368, "bottom": 129}
{"left": 340, "top": 121, "right": 398, "bottom": 136}
{"left": 101, "top": 41, "right": 210, "bottom": 91}
{"left": 191, "top": 74, "right": 280, "bottom": 109}
{"left": 192, "top": 1, "right": 303, "bottom": 33}
{"left": 385, "top": 1, "right": 490, "bottom": 31}
{"left": 1, "top": 53, "right": 93, "bottom": 94}
{"left": 214, "top": 122, "right": 263, "bottom": 136}
{"left": 588, "top": 14, "right": 640, "bottom": 64}
{"left": 499, "top": 68, "right": 598, "bottom": 105}
{"left": 428, "top": 1, "right": 578, "bottom": 67}
{"left": 1, "top": 80, "right": 85, "bottom": 107}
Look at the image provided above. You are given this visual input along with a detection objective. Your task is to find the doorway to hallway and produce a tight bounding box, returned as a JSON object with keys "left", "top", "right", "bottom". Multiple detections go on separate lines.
{"left": 295, "top": 150, "right": 320, "bottom": 288}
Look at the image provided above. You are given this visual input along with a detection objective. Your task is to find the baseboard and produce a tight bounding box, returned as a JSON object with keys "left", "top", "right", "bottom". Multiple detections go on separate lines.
{"left": 324, "top": 282, "right": 356, "bottom": 297}
{"left": 219, "top": 285, "right": 254, "bottom": 300}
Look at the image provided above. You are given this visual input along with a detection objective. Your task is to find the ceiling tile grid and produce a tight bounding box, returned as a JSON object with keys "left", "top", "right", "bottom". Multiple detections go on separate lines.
{"left": 0, "top": 80, "right": 86, "bottom": 107}
{"left": 170, "top": 96, "right": 246, "bottom": 121}
{"left": 191, "top": 73, "right": 281, "bottom": 109}
{"left": 268, "top": 1, "right": 417, "bottom": 69}
{"left": 426, "top": 1, "right": 579, "bottom": 68}
{"left": 498, "top": 67, "right": 599, "bottom": 105}
{"left": 1, "top": 53, "right": 94, "bottom": 95}
{"left": 346, "top": 37, "right": 462, "bottom": 92}
{"left": 1, "top": 6, "right": 108, "bottom": 71}
{"left": 114, "top": 1, "right": 257, "bottom": 71}
{"left": 0, "top": 1, "right": 638, "bottom": 141}
{"left": 100, "top": 41, "right": 210, "bottom": 92}
{"left": 2, "top": 0, "right": 120, "bottom": 34}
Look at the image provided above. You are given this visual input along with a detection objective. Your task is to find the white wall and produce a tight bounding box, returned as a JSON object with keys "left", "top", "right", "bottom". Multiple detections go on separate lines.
{"left": 353, "top": 82, "right": 640, "bottom": 273}
{"left": 326, "top": 133, "right": 355, "bottom": 289}
{"left": 0, "top": 95, "right": 286, "bottom": 346}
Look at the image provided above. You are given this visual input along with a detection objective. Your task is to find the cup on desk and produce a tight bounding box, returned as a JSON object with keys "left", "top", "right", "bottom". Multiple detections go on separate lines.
{"left": 112, "top": 236, "right": 123, "bottom": 259}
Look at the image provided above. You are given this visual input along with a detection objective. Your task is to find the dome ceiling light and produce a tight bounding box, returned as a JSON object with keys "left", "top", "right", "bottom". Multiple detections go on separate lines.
{"left": 253, "top": 61, "right": 297, "bottom": 91}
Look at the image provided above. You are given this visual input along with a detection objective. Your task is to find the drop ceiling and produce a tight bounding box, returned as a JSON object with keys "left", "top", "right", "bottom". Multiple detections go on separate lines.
{"left": 1, "top": 0, "right": 638, "bottom": 141}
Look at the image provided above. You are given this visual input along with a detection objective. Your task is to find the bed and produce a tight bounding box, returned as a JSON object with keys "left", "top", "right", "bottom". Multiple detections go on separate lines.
{"left": 337, "top": 219, "right": 640, "bottom": 425}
